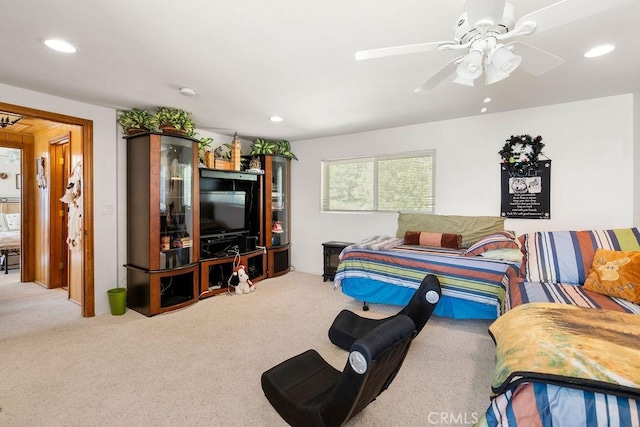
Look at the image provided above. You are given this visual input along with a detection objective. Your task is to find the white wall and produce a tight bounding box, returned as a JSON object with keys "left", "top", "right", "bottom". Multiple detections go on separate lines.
{"left": 290, "top": 94, "right": 635, "bottom": 275}
{"left": 1, "top": 82, "right": 119, "bottom": 314}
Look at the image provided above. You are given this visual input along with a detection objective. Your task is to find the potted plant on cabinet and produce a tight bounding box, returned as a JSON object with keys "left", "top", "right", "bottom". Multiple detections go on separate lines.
{"left": 151, "top": 107, "right": 196, "bottom": 136}
{"left": 274, "top": 140, "right": 298, "bottom": 160}
{"left": 250, "top": 138, "right": 276, "bottom": 156}
{"left": 117, "top": 108, "right": 153, "bottom": 135}
{"left": 250, "top": 138, "right": 298, "bottom": 160}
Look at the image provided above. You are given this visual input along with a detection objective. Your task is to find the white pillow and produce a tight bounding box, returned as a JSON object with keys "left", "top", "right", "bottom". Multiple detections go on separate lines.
{"left": 479, "top": 248, "right": 523, "bottom": 262}
{"left": 0, "top": 213, "right": 7, "bottom": 232}
{"left": 4, "top": 213, "right": 20, "bottom": 231}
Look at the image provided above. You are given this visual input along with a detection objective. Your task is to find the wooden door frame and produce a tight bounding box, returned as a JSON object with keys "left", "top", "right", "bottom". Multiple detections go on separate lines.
{"left": 0, "top": 101, "right": 95, "bottom": 317}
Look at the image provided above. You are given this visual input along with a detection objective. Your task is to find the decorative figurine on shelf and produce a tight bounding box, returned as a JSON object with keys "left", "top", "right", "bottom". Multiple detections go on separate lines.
{"left": 230, "top": 132, "right": 241, "bottom": 171}
{"left": 248, "top": 156, "right": 262, "bottom": 172}
{"left": 161, "top": 236, "right": 170, "bottom": 250}
{"left": 272, "top": 221, "right": 284, "bottom": 233}
{"left": 212, "top": 144, "right": 232, "bottom": 170}
{"left": 228, "top": 265, "right": 255, "bottom": 295}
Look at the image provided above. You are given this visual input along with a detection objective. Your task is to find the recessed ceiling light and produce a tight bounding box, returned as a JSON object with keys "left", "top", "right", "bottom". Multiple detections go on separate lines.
{"left": 483, "top": 97, "right": 492, "bottom": 103}
{"left": 179, "top": 87, "right": 196, "bottom": 97}
{"left": 269, "top": 116, "right": 283, "bottom": 122}
{"left": 43, "top": 38, "right": 77, "bottom": 53}
{"left": 584, "top": 44, "right": 615, "bottom": 58}
{"left": 481, "top": 107, "right": 487, "bottom": 113}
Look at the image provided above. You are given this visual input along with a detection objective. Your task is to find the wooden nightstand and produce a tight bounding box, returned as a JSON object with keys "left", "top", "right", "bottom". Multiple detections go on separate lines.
{"left": 322, "top": 241, "right": 353, "bottom": 282}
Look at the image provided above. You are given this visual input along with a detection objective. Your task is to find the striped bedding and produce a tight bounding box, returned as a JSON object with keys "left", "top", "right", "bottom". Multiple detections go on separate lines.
{"left": 520, "top": 227, "right": 640, "bottom": 284}
{"left": 478, "top": 382, "right": 640, "bottom": 427}
{"left": 481, "top": 227, "right": 640, "bottom": 426}
{"left": 334, "top": 246, "right": 520, "bottom": 319}
{"left": 508, "top": 227, "right": 640, "bottom": 314}
{"left": 507, "top": 281, "right": 640, "bottom": 314}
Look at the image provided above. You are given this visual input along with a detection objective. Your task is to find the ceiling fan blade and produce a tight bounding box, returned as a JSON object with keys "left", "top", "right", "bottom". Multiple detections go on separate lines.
{"left": 355, "top": 41, "right": 449, "bottom": 60}
{"left": 414, "top": 56, "right": 464, "bottom": 92}
{"left": 515, "top": 0, "right": 637, "bottom": 34}
{"left": 466, "top": 0, "right": 506, "bottom": 27}
{"left": 507, "top": 41, "right": 565, "bottom": 76}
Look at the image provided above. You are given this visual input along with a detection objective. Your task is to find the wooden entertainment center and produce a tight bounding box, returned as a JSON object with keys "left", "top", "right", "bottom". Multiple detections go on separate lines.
{"left": 124, "top": 132, "right": 290, "bottom": 316}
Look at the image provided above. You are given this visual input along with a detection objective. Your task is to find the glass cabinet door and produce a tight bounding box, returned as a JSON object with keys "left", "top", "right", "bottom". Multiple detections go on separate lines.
{"left": 270, "top": 156, "right": 289, "bottom": 247}
{"left": 159, "top": 136, "right": 194, "bottom": 269}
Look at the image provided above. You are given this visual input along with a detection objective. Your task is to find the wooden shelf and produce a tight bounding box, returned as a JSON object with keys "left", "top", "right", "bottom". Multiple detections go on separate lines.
{"left": 125, "top": 133, "right": 200, "bottom": 316}
{"left": 199, "top": 248, "right": 266, "bottom": 299}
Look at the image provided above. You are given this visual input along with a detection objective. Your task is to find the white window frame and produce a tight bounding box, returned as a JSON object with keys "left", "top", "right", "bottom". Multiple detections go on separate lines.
{"left": 321, "top": 150, "right": 436, "bottom": 213}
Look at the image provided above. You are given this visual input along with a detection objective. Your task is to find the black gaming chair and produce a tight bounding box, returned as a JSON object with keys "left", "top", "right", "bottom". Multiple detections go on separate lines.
{"left": 261, "top": 315, "right": 416, "bottom": 427}
{"left": 328, "top": 274, "right": 441, "bottom": 351}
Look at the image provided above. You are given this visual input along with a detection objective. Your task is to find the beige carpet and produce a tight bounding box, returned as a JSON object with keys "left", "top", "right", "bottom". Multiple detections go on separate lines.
{"left": 0, "top": 270, "right": 496, "bottom": 426}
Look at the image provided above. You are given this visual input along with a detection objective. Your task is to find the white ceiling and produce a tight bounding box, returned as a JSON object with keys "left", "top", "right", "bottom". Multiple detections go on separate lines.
{"left": 3, "top": 0, "right": 640, "bottom": 141}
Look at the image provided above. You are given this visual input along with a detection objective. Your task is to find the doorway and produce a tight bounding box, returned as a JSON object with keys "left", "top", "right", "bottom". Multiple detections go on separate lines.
{"left": 49, "top": 134, "right": 70, "bottom": 292}
{"left": 0, "top": 147, "right": 21, "bottom": 276}
{"left": 0, "top": 102, "right": 95, "bottom": 317}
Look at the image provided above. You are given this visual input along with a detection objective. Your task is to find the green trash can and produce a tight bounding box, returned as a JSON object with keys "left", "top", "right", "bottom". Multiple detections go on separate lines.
{"left": 107, "top": 288, "right": 127, "bottom": 315}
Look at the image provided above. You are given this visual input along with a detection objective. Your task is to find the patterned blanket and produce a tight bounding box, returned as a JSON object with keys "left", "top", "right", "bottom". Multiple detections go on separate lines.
{"left": 341, "top": 235, "right": 404, "bottom": 253}
{"left": 489, "top": 303, "right": 640, "bottom": 399}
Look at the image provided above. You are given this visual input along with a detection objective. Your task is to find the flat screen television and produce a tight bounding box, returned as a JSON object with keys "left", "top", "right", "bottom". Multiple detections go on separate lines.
{"left": 200, "top": 190, "right": 248, "bottom": 237}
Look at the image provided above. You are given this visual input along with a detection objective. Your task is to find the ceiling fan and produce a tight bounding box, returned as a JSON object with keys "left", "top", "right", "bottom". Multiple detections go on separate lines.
{"left": 355, "top": 0, "right": 633, "bottom": 91}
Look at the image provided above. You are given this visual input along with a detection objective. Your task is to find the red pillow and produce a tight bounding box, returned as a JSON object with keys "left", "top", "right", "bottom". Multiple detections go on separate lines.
{"left": 404, "top": 231, "right": 462, "bottom": 250}
{"left": 463, "top": 231, "right": 519, "bottom": 257}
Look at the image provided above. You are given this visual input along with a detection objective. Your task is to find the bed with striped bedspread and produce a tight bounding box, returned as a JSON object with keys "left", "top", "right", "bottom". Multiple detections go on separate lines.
{"left": 480, "top": 303, "right": 640, "bottom": 426}
{"left": 334, "top": 245, "right": 520, "bottom": 319}
{"left": 482, "top": 227, "right": 640, "bottom": 426}
{"left": 507, "top": 227, "right": 640, "bottom": 314}
{"left": 478, "top": 382, "right": 640, "bottom": 426}
{"left": 507, "top": 281, "right": 640, "bottom": 314}
{"left": 519, "top": 227, "right": 640, "bottom": 285}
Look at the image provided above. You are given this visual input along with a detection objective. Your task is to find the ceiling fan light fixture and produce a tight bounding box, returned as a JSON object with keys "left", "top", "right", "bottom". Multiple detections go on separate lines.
{"left": 490, "top": 45, "right": 521, "bottom": 73}
{"left": 485, "top": 61, "right": 510, "bottom": 85}
{"left": 453, "top": 74, "right": 475, "bottom": 87}
{"left": 0, "top": 111, "right": 24, "bottom": 128}
{"left": 456, "top": 49, "right": 484, "bottom": 80}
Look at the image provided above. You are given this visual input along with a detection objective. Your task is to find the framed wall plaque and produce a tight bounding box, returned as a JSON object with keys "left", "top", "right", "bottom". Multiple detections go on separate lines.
{"left": 500, "top": 160, "right": 551, "bottom": 219}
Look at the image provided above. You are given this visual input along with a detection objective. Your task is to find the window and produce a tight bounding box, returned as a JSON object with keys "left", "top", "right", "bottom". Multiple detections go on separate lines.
{"left": 321, "top": 151, "right": 435, "bottom": 212}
